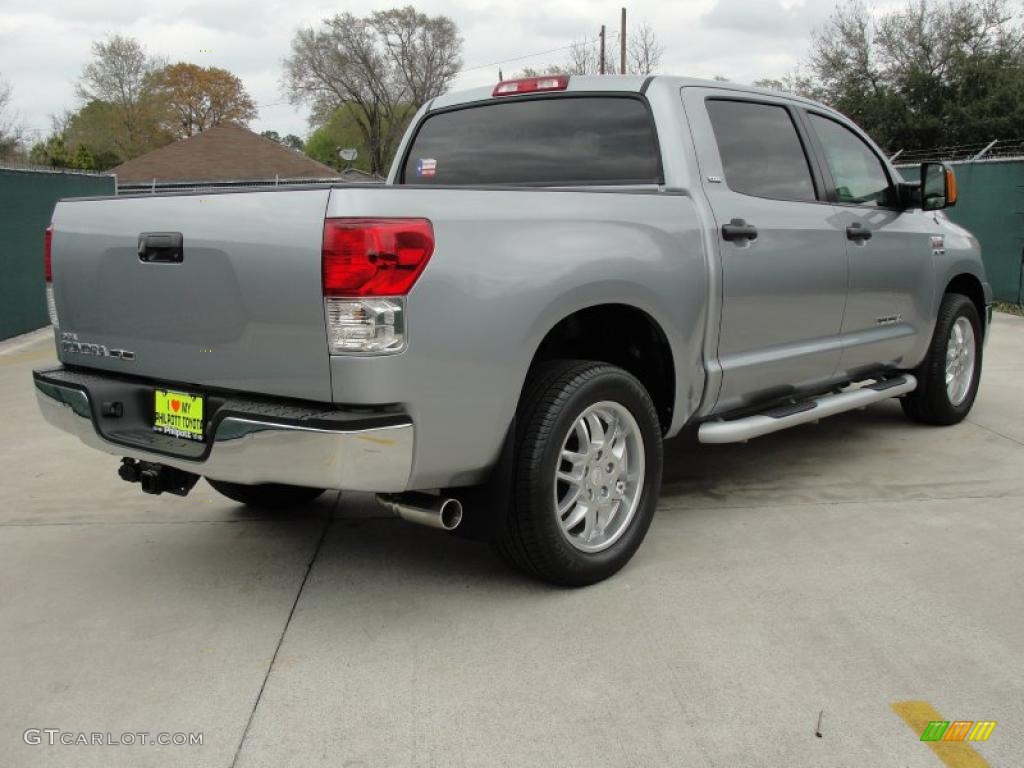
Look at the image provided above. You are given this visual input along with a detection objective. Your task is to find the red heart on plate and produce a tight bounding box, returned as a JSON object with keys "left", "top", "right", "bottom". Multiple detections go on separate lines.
{"left": 171, "top": 400, "right": 180, "bottom": 412}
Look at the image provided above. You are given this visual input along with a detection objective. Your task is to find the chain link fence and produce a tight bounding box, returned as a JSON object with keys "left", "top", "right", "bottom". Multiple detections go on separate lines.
{"left": 117, "top": 174, "right": 385, "bottom": 195}
{"left": 891, "top": 138, "right": 1024, "bottom": 165}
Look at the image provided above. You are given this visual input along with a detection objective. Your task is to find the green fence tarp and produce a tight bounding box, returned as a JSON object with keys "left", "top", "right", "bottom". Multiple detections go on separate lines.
{"left": 947, "top": 161, "right": 1023, "bottom": 303}
{"left": 0, "top": 168, "right": 115, "bottom": 340}
{"left": 900, "top": 160, "right": 1024, "bottom": 303}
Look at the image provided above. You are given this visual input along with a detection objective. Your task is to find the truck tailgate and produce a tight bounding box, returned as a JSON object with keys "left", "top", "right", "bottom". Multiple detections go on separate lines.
{"left": 51, "top": 188, "right": 333, "bottom": 402}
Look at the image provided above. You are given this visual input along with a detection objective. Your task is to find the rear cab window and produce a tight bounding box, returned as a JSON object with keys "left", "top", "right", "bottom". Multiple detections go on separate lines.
{"left": 400, "top": 96, "right": 662, "bottom": 186}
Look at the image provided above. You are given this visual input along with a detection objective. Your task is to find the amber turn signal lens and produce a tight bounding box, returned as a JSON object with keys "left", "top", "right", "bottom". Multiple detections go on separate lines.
{"left": 945, "top": 167, "right": 958, "bottom": 205}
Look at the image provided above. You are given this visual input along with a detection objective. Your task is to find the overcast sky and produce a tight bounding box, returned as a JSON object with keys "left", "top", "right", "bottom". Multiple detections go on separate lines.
{"left": 1, "top": 0, "right": 840, "bottom": 143}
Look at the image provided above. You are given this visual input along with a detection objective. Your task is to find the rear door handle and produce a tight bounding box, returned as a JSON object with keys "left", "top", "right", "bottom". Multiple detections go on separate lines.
{"left": 846, "top": 223, "right": 872, "bottom": 242}
{"left": 722, "top": 219, "right": 758, "bottom": 242}
{"left": 138, "top": 232, "right": 184, "bottom": 263}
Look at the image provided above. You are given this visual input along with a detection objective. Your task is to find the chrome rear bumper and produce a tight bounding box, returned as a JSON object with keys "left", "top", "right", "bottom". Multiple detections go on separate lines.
{"left": 34, "top": 371, "right": 413, "bottom": 492}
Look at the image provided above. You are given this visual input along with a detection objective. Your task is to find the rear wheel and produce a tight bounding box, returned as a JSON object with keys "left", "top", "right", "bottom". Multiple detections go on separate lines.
{"left": 205, "top": 478, "right": 325, "bottom": 508}
{"left": 496, "top": 360, "right": 663, "bottom": 586}
{"left": 901, "top": 293, "right": 983, "bottom": 425}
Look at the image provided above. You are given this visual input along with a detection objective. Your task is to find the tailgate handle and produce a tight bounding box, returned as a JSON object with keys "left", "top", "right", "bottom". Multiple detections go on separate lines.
{"left": 138, "top": 232, "right": 184, "bottom": 263}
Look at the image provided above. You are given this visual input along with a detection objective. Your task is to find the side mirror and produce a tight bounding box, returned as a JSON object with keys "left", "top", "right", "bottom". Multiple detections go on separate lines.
{"left": 921, "top": 162, "right": 958, "bottom": 210}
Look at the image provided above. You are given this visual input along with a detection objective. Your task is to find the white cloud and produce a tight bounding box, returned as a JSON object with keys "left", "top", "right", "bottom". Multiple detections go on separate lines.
{"left": 701, "top": 0, "right": 831, "bottom": 38}
{"left": 0, "top": 0, "right": 841, "bottom": 142}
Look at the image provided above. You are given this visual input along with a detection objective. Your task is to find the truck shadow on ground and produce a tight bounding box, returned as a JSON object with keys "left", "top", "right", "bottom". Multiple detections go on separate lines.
{"left": 234, "top": 399, "right": 927, "bottom": 591}
{"left": 659, "top": 399, "right": 925, "bottom": 503}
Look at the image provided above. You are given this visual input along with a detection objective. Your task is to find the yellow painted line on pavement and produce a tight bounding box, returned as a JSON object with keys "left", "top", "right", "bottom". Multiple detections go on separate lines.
{"left": 891, "top": 701, "right": 992, "bottom": 768}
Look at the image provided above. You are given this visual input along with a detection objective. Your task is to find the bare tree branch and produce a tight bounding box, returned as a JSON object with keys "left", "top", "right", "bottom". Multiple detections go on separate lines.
{"left": 518, "top": 23, "right": 660, "bottom": 78}
{"left": 628, "top": 23, "right": 664, "bottom": 75}
{"left": 283, "top": 8, "right": 462, "bottom": 175}
{"left": 0, "top": 75, "right": 23, "bottom": 158}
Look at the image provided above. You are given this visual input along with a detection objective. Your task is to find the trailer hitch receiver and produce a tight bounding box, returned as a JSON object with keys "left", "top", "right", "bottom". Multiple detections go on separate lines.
{"left": 118, "top": 457, "right": 199, "bottom": 496}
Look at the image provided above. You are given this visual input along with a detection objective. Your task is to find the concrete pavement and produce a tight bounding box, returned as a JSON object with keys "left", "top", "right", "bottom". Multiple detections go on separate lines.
{"left": 1, "top": 316, "right": 1022, "bottom": 767}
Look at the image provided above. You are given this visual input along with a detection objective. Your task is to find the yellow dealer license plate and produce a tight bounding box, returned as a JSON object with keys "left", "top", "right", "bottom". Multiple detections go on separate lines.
{"left": 153, "top": 389, "right": 205, "bottom": 442}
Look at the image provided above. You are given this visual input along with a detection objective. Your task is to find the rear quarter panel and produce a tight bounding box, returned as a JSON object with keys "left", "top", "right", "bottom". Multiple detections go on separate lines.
{"left": 325, "top": 186, "right": 707, "bottom": 489}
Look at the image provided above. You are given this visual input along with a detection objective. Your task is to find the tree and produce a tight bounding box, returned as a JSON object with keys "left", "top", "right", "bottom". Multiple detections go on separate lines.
{"left": 519, "top": 62, "right": 572, "bottom": 77}
{"left": 371, "top": 8, "right": 463, "bottom": 105}
{"left": 0, "top": 75, "right": 22, "bottom": 159}
{"left": 76, "top": 34, "right": 169, "bottom": 157}
{"left": 752, "top": 70, "right": 825, "bottom": 101}
{"left": 627, "top": 22, "right": 664, "bottom": 76}
{"left": 569, "top": 37, "right": 615, "bottom": 75}
{"left": 152, "top": 63, "right": 258, "bottom": 137}
{"left": 283, "top": 6, "right": 462, "bottom": 175}
{"left": 261, "top": 130, "right": 305, "bottom": 151}
{"left": 519, "top": 38, "right": 610, "bottom": 77}
{"left": 72, "top": 143, "right": 96, "bottom": 171}
{"left": 802, "top": 0, "right": 1024, "bottom": 151}
{"left": 63, "top": 101, "right": 128, "bottom": 170}
{"left": 303, "top": 106, "right": 385, "bottom": 172}
{"left": 29, "top": 133, "right": 72, "bottom": 168}
{"left": 519, "top": 22, "right": 663, "bottom": 77}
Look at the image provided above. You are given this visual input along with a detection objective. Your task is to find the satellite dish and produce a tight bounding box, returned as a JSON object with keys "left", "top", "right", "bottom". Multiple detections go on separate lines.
{"left": 339, "top": 148, "right": 358, "bottom": 162}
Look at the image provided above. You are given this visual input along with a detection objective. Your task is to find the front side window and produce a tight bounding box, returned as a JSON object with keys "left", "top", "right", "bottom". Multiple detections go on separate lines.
{"left": 705, "top": 99, "right": 817, "bottom": 202}
{"left": 808, "top": 113, "right": 894, "bottom": 206}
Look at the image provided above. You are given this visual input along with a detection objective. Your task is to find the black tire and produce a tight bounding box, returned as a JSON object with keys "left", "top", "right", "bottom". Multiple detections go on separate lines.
{"left": 901, "top": 292, "right": 983, "bottom": 425}
{"left": 205, "top": 478, "right": 325, "bottom": 509}
{"left": 496, "top": 360, "right": 663, "bottom": 587}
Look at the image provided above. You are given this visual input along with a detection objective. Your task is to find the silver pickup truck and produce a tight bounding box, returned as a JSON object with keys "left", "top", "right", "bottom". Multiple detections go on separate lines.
{"left": 35, "top": 74, "right": 991, "bottom": 585}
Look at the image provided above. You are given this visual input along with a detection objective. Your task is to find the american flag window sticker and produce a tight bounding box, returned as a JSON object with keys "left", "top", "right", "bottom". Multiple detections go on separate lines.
{"left": 417, "top": 158, "right": 437, "bottom": 177}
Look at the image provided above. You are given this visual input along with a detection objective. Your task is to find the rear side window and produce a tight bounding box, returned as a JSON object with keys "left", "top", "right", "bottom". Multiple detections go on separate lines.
{"left": 705, "top": 99, "right": 816, "bottom": 202}
{"left": 401, "top": 96, "right": 662, "bottom": 186}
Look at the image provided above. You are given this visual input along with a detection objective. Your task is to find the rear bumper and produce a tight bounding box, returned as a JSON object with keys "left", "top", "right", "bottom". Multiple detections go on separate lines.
{"left": 33, "top": 368, "right": 413, "bottom": 492}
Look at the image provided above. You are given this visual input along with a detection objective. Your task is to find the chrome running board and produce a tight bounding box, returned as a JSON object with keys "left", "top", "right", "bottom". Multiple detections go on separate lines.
{"left": 698, "top": 375, "right": 917, "bottom": 444}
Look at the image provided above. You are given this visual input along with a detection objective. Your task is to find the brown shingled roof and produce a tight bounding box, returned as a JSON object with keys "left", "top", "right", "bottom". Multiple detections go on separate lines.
{"left": 111, "top": 123, "right": 340, "bottom": 183}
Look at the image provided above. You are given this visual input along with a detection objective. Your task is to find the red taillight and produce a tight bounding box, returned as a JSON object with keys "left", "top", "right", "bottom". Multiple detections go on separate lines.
{"left": 492, "top": 75, "right": 569, "bottom": 97}
{"left": 43, "top": 224, "right": 53, "bottom": 283}
{"left": 322, "top": 218, "right": 434, "bottom": 297}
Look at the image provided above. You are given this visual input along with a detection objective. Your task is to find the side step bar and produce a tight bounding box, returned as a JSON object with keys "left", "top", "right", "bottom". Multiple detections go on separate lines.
{"left": 698, "top": 375, "right": 917, "bottom": 444}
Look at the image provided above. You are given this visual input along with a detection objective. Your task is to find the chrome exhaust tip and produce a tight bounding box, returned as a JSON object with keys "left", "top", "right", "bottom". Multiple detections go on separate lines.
{"left": 376, "top": 492, "right": 463, "bottom": 531}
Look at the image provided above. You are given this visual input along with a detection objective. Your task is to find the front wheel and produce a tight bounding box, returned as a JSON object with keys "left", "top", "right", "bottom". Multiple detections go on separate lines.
{"left": 205, "top": 478, "right": 325, "bottom": 509}
{"left": 901, "top": 292, "right": 983, "bottom": 425}
{"left": 496, "top": 360, "right": 663, "bottom": 586}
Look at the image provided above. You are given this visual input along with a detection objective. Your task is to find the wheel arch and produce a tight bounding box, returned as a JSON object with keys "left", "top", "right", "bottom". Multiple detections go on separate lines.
{"left": 944, "top": 271, "right": 988, "bottom": 333}
{"left": 527, "top": 301, "right": 677, "bottom": 433}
